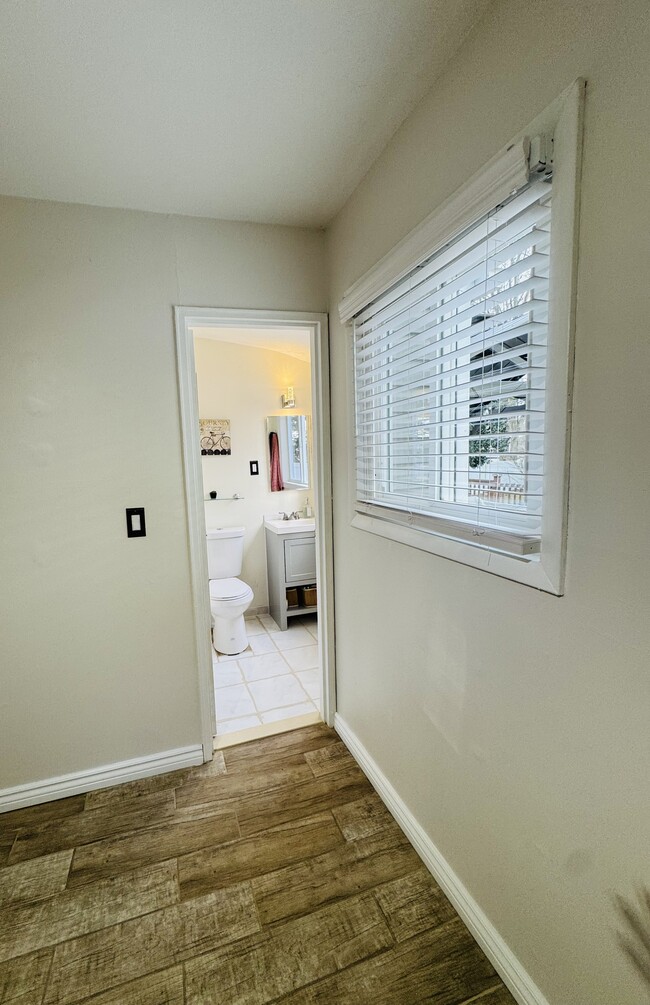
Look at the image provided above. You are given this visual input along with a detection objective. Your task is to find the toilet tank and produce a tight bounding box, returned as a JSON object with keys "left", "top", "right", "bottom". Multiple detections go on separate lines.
{"left": 206, "top": 526, "right": 245, "bottom": 579}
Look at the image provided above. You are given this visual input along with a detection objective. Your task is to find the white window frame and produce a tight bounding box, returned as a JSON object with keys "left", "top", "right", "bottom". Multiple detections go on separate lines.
{"left": 339, "top": 81, "right": 585, "bottom": 595}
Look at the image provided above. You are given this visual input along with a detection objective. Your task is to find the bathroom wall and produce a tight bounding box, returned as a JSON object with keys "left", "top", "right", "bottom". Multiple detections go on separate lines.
{"left": 326, "top": 1, "right": 650, "bottom": 1003}
{"left": 194, "top": 336, "right": 313, "bottom": 610}
{"left": 0, "top": 195, "right": 326, "bottom": 789}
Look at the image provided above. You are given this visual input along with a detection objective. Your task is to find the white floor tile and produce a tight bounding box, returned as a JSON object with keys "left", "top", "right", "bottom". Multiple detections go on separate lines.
{"left": 214, "top": 613, "right": 323, "bottom": 736}
{"left": 218, "top": 714, "right": 261, "bottom": 734}
{"left": 259, "top": 614, "right": 281, "bottom": 631}
{"left": 247, "top": 674, "right": 310, "bottom": 712}
{"left": 269, "top": 626, "right": 314, "bottom": 650}
{"left": 247, "top": 633, "right": 278, "bottom": 656}
{"left": 260, "top": 702, "right": 316, "bottom": 724}
{"left": 296, "top": 668, "right": 321, "bottom": 700}
{"left": 301, "top": 613, "right": 318, "bottom": 634}
{"left": 240, "top": 651, "right": 290, "bottom": 682}
{"left": 217, "top": 648, "right": 250, "bottom": 662}
{"left": 216, "top": 683, "right": 256, "bottom": 719}
{"left": 282, "top": 645, "right": 319, "bottom": 672}
{"left": 243, "top": 617, "right": 266, "bottom": 636}
{"left": 214, "top": 662, "right": 244, "bottom": 687}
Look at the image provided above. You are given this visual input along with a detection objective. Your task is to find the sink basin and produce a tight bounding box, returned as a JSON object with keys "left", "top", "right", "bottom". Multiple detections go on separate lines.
{"left": 264, "top": 517, "right": 316, "bottom": 535}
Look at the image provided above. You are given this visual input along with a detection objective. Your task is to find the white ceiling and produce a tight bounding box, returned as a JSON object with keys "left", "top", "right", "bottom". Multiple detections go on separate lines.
{"left": 0, "top": 0, "right": 488, "bottom": 228}
{"left": 192, "top": 326, "right": 311, "bottom": 361}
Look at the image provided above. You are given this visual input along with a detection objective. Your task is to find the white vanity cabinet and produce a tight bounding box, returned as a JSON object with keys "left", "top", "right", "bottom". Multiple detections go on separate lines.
{"left": 264, "top": 519, "right": 317, "bottom": 630}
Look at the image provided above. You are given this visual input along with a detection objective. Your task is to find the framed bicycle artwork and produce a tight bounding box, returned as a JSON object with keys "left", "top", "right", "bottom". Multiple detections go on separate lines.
{"left": 199, "top": 418, "right": 232, "bottom": 455}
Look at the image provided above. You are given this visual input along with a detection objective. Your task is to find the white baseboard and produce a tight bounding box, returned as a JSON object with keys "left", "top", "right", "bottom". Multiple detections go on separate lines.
{"left": 0, "top": 744, "right": 204, "bottom": 814}
{"left": 334, "top": 714, "right": 550, "bottom": 1005}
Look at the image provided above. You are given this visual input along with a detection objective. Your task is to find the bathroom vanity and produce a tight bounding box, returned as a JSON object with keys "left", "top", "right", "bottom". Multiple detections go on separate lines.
{"left": 264, "top": 518, "right": 317, "bottom": 630}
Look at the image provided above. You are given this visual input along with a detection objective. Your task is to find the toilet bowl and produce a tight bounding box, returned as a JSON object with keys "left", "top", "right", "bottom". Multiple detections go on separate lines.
{"left": 209, "top": 576, "right": 254, "bottom": 655}
{"left": 206, "top": 527, "right": 253, "bottom": 655}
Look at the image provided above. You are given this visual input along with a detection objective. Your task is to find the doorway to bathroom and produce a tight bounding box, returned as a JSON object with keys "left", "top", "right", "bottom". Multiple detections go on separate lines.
{"left": 175, "top": 307, "right": 334, "bottom": 759}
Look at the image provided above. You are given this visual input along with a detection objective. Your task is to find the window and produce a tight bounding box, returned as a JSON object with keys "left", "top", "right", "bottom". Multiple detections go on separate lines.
{"left": 340, "top": 83, "right": 584, "bottom": 594}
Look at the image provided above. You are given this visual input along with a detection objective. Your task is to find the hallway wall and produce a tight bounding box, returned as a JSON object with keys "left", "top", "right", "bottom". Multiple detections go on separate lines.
{"left": 326, "top": 1, "right": 650, "bottom": 1002}
{"left": 0, "top": 196, "right": 326, "bottom": 788}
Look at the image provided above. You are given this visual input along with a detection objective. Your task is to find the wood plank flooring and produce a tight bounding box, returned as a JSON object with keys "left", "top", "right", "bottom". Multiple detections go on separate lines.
{"left": 0, "top": 723, "right": 516, "bottom": 1004}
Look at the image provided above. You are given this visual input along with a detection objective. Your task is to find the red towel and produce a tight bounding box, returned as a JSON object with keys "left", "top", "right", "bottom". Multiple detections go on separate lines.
{"left": 269, "top": 431, "right": 284, "bottom": 491}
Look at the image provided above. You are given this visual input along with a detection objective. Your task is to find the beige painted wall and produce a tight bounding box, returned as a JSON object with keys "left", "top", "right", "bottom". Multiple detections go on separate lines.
{"left": 327, "top": 1, "right": 650, "bottom": 1003}
{"left": 195, "top": 337, "right": 312, "bottom": 611}
{"left": 0, "top": 196, "right": 326, "bottom": 788}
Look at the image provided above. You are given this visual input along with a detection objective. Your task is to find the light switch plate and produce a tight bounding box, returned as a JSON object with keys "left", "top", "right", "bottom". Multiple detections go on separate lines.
{"left": 250, "top": 460, "right": 259, "bottom": 476}
{"left": 126, "top": 507, "right": 146, "bottom": 537}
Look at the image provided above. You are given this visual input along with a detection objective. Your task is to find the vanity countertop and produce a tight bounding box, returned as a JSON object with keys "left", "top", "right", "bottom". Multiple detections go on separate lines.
{"left": 264, "top": 517, "right": 315, "bottom": 535}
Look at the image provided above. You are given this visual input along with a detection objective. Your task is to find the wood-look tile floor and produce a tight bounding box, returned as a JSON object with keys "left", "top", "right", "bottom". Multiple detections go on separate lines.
{"left": 0, "top": 724, "right": 516, "bottom": 1004}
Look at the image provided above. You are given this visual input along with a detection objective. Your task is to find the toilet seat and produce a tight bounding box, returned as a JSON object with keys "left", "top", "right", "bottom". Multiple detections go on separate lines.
{"left": 209, "top": 577, "right": 252, "bottom": 602}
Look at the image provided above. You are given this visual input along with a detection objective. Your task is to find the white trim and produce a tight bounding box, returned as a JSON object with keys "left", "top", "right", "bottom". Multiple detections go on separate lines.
{"left": 350, "top": 513, "right": 557, "bottom": 593}
{"left": 538, "top": 80, "right": 585, "bottom": 595}
{"left": 175, "top": 308, "right": 217, "bottom": 759}
{"left": 344, "top": 81, "right": 585, "bottom": 596}
{"left": 355, "top": 503, "right": 540, "bottom": 557}
{"left": 0, "top": 745, "right": 203, "bottom": 813}
{"left": 174, "top": 307, "right": 336, "bottom": 735}
{"left": 310, "top": 313, "right": 337, "bottom": 726}
{"left": 334, "top": 714, "right": 550, "bottom": 1005}
{"left": 214, "top": 710, "right": 320, "bottom": 749}
{"left": 338, "top": 138, "right": 530, "bottom": 325}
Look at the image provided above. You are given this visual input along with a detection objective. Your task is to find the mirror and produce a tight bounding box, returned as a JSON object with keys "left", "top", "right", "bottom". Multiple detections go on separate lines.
{"left": 267, "top": 414, "right": 311, "bottom": 490}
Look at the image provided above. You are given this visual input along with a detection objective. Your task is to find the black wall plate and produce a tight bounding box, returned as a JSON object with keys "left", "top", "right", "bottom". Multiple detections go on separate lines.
{"left": 126, "top": 507, "right": 146, "bottom": 537}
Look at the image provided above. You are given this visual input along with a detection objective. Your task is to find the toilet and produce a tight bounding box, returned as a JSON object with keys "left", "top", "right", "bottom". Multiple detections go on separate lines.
{"left": 206, "top": 527, "right": 254, "bottom": 655}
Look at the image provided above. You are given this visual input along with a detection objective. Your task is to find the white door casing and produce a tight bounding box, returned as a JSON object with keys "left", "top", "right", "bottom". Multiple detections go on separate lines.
{"left": 174, "top": 307, "right": 335, "bottom": 759}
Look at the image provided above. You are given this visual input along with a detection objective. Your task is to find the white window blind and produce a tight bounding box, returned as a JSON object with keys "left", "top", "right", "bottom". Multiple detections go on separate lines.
{"left": 353, "top": 174, "right": 552, "bottom": 556}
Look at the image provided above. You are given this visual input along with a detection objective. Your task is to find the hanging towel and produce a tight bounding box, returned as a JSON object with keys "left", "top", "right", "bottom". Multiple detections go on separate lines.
{"left": 269, "top": 431, "right": 284, "bottom": 491}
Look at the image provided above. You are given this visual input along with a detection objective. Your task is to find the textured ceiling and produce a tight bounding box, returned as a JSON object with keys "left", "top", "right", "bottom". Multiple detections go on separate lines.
{"left": 0, "top": 0, "right": 488, "bottom": 227}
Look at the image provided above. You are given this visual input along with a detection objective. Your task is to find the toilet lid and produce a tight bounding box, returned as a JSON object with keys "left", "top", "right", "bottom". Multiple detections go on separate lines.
{"left": 209, "top": 577, "right": 250, "bottom": 601}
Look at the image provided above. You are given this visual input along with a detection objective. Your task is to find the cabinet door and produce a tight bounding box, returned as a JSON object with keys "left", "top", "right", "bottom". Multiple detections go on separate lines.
{"left": 284, "top": 537, "right": 316, "bottom": 583}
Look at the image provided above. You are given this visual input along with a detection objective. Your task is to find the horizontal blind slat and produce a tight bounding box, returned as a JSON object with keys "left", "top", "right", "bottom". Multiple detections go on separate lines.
{"left": 356, "top": 251, "right": 550, "bottom": 351}
{"left": 357, "top": 371, "right": 544, "bottom": 410}
{"left": 356, "top": 189, "right": 551, "bottom": 334}
{"left": 353, "top": 177, "right": 552, "bottom": 543}
{"left": 356, "top": 298, "right": 549, "bottom": 365}
{"left": 357, "top": 342, "right": 545, "bottom": 394}
{"left": 356, "top": 322, "right": 548, "bottom": 374}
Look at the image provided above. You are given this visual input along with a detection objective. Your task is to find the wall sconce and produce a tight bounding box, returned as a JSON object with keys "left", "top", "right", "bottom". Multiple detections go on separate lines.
{"left": 281, "top": 386, "right": 295, "bottom": 408}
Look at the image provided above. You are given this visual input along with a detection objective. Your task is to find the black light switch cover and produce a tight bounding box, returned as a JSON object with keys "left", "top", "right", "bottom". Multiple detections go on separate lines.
{"left": 250, "top": 460, "right": 259, "bottom": 475}
{"left": 126, "top": 507, "right": 146, "bottom": 537}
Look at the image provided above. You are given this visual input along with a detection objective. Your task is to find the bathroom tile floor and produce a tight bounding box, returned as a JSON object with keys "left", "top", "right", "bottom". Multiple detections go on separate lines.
{"left": 213, "top": 613, "right": 320, "bottom": 735}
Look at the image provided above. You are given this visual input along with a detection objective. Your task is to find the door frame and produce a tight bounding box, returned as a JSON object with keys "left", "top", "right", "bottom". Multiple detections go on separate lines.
{"left": 174, "top": 306, "right": 335, "bottom": 760}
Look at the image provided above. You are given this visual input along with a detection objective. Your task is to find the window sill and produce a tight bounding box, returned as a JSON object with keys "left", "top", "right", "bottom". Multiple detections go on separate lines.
{"left": 351, "top": 511, "right": 563, "bottom": 595}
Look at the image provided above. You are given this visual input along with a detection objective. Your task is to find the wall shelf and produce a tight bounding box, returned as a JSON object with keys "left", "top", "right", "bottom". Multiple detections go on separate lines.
{"left": 205, "top": 495, "right": 245, "bottom": 501}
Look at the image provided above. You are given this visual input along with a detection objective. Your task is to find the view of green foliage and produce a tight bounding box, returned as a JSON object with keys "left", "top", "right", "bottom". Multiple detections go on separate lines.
{"left": 468, "top": 414, "right": 510, "bottom": 468}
